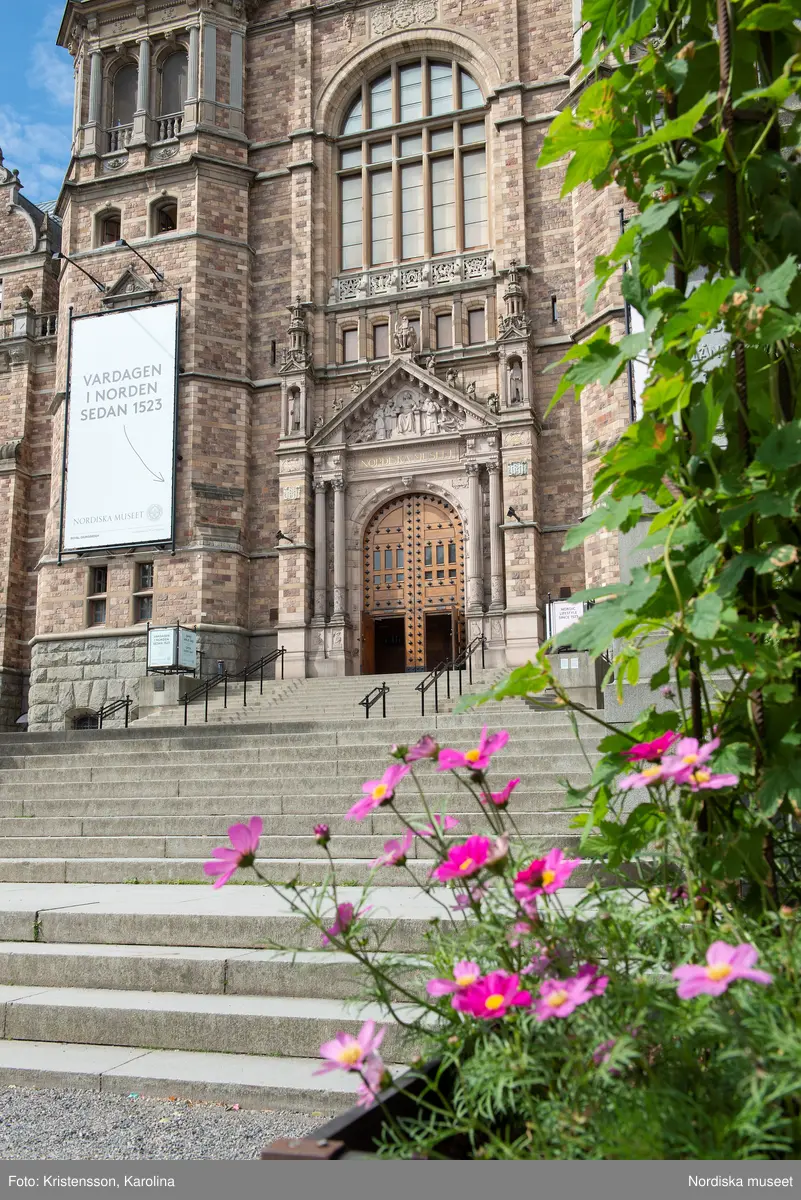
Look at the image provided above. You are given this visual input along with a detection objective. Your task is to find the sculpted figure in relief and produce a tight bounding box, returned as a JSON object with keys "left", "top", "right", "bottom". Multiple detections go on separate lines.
{"left": 422, "top": 396, "right": 440, "bottom": 435}
{"left": 509, "top": 360, "right": 524, "bottom": 404}
{"left": 393, "top": 315, "right": 417, "bottom": 352}
{"left": 374, "top": 409, "right": 388, "bottom": 441}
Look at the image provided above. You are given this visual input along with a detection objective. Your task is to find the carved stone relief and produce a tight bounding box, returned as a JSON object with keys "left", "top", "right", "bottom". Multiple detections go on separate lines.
{"left": 372, "top": 0, "right": 438, "bottom": 36}
{"left": 348, "top": 389, "right": 465, "bottom": 446}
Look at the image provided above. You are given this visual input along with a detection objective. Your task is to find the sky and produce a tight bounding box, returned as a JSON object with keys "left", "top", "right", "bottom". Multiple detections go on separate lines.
{"left": 0, "top": 2, "right": 74, "bottom": 206}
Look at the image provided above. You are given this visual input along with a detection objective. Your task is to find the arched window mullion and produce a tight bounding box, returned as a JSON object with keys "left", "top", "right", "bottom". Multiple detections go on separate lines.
{"left": 454, "top": 125, "right": 465, "bottom": 255}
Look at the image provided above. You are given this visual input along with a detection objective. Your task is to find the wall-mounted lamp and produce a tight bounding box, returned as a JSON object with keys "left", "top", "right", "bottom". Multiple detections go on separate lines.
{"left": 115, "top": 239, "right": 164, "bottom": 282}
{"left": 276, "top": 530, "right": 295, "bottom": 544}
{"left": 506, "top": 506, "right": 523, "bottom": 523}
{"left": 52, "top": 252, "right": 106, "bottom": 293}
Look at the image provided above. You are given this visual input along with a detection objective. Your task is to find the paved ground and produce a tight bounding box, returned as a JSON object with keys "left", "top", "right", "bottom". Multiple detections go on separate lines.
{"left": 0, "top": 1084, "right": 324, "bottom": 1160}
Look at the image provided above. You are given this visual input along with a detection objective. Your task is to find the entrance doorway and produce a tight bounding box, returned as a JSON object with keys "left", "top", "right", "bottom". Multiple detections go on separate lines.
{"left": 362, "top": 493, "right": 465, "bottom": 673}
{"left": 425, "top": 612, "right": 452, "bottom": 669}
{"left": 374, "top": 617, "right": 406, "bottom": 674}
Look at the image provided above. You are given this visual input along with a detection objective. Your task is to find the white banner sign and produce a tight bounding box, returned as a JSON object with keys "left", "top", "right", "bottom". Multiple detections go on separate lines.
{"left": 549, "top": 600, "right": 585, "bottom": 641}
{"left": 147, "top": 627, "right": 177, "bottom": 669}
{"left": 177, "top": 628, "right": 197, "bottom": 670}
{"left": 62, "top": 302, "right": 178, "bottom": 552}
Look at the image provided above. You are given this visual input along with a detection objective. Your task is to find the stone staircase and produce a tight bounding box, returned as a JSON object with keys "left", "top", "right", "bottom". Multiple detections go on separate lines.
{"left": 0, "top": 671, "right": 607, "bottom": 1110}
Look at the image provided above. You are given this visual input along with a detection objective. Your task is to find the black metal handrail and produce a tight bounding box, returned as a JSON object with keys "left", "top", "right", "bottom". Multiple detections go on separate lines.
{"left": 359, "top": 683, "right": 389, "bottom": 719}
{"left": 182, "top": 647, "right": 285, "bottom": 725}
{"left": 415, "top": 635, "right": 486, "bottom": 717}
{"left": 73, "top": 695, "right": 132, "bottom": 730}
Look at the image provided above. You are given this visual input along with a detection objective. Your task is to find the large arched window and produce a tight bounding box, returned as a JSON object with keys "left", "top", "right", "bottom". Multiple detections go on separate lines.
{"left": 338, "top": 59, "right": 488, "bottom": 272}
{"left": 112, "top": 63, "right": 138, "bottom": 128}
{"left": 159, "top": 51, "right": 187, "bottom": 117}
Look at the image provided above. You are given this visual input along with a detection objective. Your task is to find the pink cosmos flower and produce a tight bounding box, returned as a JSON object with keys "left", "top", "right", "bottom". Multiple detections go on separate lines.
{"left": 507, "top": 919, "right": 537, "bottom": 949}
{"left": 452, "top": 971, "right": 531, "bottom": 1020}
{"left": 619, "top": 761, "right": 678, "bottom": 789}
{"left": 203, "top": 816, "right": 262, "bottom": 889}
{"left": 417, "top": 812, "right": 459, "bottom": 838}
{"left": 521, "top": 944, "right": 552, "bottom": 977}
{"left": 481, "top": 778, "right": 520, "bottom": 808}
{"left": 533, "top": 965, "right": 608, "bottom": 1021}
{"left": 683, "top": 768, "right": 739, "bottom": 791}
{"left": 355, "top": 1055, "right": 391, "bottom": 1107}
{"left": 314, "top": 823, "right": 330, "bottom": 847}
{"left": 514, "top": 848, "right": 582, "bottom": 905}
{"left": 315, "top": 1020, "right": 385, "bottom": 1074}
{"left": 370, "top": 829, "right": 414, "bottom": 869}
{"left": 322, "top": 901, "right": 370, "bottom": 946}
{"left": 432, "top": 835, "right": 493, "bottom": 882}
{"left": 452, "top": 884, "right": 488, "bottom": 910}
{"left": 661, "top": 736, "right": 719, "bottom": 781}
{"left": 426, "top": 959, "right": 482, "bottom": 998}
{"left": 672, "top": 941, "right": 773, "bottom": 999}
{"left": 436, "top": 727, "right": 509, "bottom": 773}
{"left": 404, "top": 736, "right": 440, "bottom": 763}
{"left": 622, "top": 731, "right": 678, "bottom": 762}
{"left": 346, "top": 762, "right": 410, "bottom": 821}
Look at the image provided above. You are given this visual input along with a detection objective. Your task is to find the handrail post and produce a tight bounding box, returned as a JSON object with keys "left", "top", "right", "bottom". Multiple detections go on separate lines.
{"left": 446, "top": 666, "right": 451, "bottom": 700}
{"left": 99, "top": 707, "right": 104, "bottom": 731}
{"left": 124, "top": 697, "right": 130, "bottom": 728}
{"left": 184, "top": 694, "right": 189, "bottom": 726}
{"left": 434, "top": 673, "right": 438, "bottom": 715}
{"left": 481, "top": 636, "right": 485, "bottom": 670}
{"left": 366, "top": 692, "right": 370, "bottom": 719}
{"left": 224, "top": 675, "right": 228, "bottom": 709}
{"left": 244, "top": 673, "right": 247, "bottom": 708}
{"left": 260, "top": 659, "right": 264, "bottom": 695}
{"left": 205, "top": 686, "right": 209, "bottom": 723}
{"left": 281, "top": 647, "right": 285, "bottom": 680}
{"left": 382, "top": 684, "right": 386, "bottom": 719}
{"left": 421, "top": 684, "right": 425, "bottom": 719}
{"left": 468, "top": 648, "right": 473, "bottom": 685}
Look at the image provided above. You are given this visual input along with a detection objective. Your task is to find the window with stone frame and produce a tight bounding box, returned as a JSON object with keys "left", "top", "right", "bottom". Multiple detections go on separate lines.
{"left": 159, "top": 50, "right": 188, "bottom": 117}
{"left": 467, "top": 306, "right": 486, "bottom": 344}
{"left": 97, "top": 209, "right": 122, "bottom": 247}
{"left": 133, "top": 561, "right": 154, "bottom": 623}
{"left": 337, "top": 59, "right": 488, "bottom": 272}
{"left": 112, "top": 63, "right": 138, "bottom": 128}
{"left": 87, "top": 565, "right": 108, "bottom": 627}
{"left": 373, "top": 322, "right": 389, "bottom": 359}
{"left": 151, "top": 198, "right": 178, "bottom": 236}
{"left": 342, "top": 327, "right": 359, "bottom": 362}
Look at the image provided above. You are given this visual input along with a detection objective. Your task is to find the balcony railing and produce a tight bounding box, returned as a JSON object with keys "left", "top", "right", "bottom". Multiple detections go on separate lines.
{"left": 155, "top": 113, "right": 183, "bottom": 142}
{"left": 106, "top": 123, "right": 133, "bottom": 153}
{"left": 332, "top": 250, "right": 495, "bottom": 304}
{"left": 38, "top": 313, "right": 57, "bottom": 337}
{"left": 0, "top": 313, "right": 57, "bottom": 341}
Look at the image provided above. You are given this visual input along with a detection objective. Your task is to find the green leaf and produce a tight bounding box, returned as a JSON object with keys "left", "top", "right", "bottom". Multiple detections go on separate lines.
{"left": 756, "top": 761, "right": 801, "bottom": 817}
{"left": 563, "top": 495, "right": 643, "bottom": 549}
{"left": 635, "top": 198, "right": 680, "bottom": 235}
{"left": 620, "top": 93, "right": 715, "bottom": 156}
{"left": 687, "top": 592, "right": 723, "bottom": 639}
{"left": 754, "top": 255, "right": 798, "bottom": 307}
{"left": 740, "top": 2, "right": 799, "bottom": 29}
{"left": 756, "top": 421, "right": 801, "bottom": 470}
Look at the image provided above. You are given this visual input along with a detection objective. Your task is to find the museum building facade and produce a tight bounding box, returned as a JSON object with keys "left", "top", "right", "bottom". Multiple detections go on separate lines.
{"left": 0, "top": 0, "right": 631, "bottom": 731}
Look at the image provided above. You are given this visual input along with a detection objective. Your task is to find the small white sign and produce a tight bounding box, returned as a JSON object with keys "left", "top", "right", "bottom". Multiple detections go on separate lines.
{"left": 282, "top": 486, "right": 302, "bottom": 500}
{"left": 506, "top": 461, "right": 528, "bottom": 477}
{"left": 147, "top": 626, "right": 176, "bottom": 669}
{"left": 177, "top": 627, "right": 197, "bottom": 670}
{"left": 549, "top": 600, "right": 585, "bottom": 642}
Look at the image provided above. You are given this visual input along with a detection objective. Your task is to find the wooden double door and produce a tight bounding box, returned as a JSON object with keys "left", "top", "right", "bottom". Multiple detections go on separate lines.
{"left": 361, "top": 493, "right": 465, "bottom": 673}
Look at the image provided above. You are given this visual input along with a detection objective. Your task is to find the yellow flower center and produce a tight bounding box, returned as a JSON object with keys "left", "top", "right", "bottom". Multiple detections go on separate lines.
{"left": 372, "top": 784, "right": 388, "bottom": 801}
{"left": 693, "top": 769, "right": 711, "bottom": 784}
{"left": 542, "top": 869, "right": 557, "bottom": 886}
{"left": 459, "top": 857, "right": 475, "bottom": 872}
{"left": 484, "top": 993, "right": 505, "bottom": 1011}
{"left": 455, "top": 973, "right": 477, "bottom": 987}
{"left": 682, "top": 753, "right": 699, "bottom": 765}
{"left": 465, "top": 748, "right": 481, "bottom": 764}
{"left": 706, "top": 963, "right": 733, "bottom": 982}
{"left": 338, "top": 1043, "right": 364, "bottom": 1066}
{"left": 546, "top": 989, "right": 569, "bottom": 1008}
{"left": 642, "top": 765, "right": 662, "bottom": 778}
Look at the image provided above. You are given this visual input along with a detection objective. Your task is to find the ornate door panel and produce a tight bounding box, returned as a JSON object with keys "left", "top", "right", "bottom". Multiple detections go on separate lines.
{"left": 363, "top": 494, "right": 464, "bottom": 671}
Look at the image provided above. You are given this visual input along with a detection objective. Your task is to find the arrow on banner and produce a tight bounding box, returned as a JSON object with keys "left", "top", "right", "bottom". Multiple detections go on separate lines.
{"left": 124, "top": 426, "right": 166, "bottom": 483}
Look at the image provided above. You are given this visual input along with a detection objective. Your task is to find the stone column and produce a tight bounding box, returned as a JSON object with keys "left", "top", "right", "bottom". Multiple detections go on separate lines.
{"left": 314, "top": 480, "right": 328, "bottom": 619}
{"left": 85, "top": 49, "right": 103, "bottom": 154}
{"left": 332, "top": 477, "right": 346, "bottom": 617}
{"left": 487, "top": 460, "right": 505, "bottom": 610}
{"left": 466, "top": 462, "right": 484, "bottom": 611}
{"left": 131, "top": 37, "right": 151, "bottom": 144}
{"left": 187, "top": 26, "right": 200, "bottom": 99}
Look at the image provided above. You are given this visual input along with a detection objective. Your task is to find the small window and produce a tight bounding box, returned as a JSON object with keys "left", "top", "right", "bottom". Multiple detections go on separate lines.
{"left": 430, "top": 128, "right": 454, "bottom": 151}
{"left": 89, "top": 599, "right": 107, "bottom": 626}
{"left": 373, "top": 323, "right": 389, "bottom": 359}
{"left": 436, "top": 314, "right": 453, "bottom": 349}
{"left": 551, "top": 295, "right": 559, "bottom": 323}
{"left": 138, "top": 562, "right": 154, "bottom": 590}
{"left": 373, "top": 550, "right": 381, "bottom": 570}
{"left": 99, "top": 211, "right": 121, "bottom": 246}
{"left": 385, "top": 549, "right": 393, "bottom": 569}
{"left": 462, "top": 122, "right": 486, "bottom": 145}
{"left": 370, "top": 141, "right": 392, "bottom": 163}
{"left": 341, "top": 147, "right": 362, "bottom": 169}
{"left": 436, "top": 544, "right": 444, "bottom": 565}
{"left": 468, "top": 308, "right": 485, "bottom": 344}
{"left": 160, "top": 50, "right": 188, "bottom": 117}
{"left": 135, "top": 594, "right": 153, "bottom": 622}
{"left": 153, "top": 201, "right": 178, "bottom": 235}
{"left": 424, "top": 545, "right": 432, "bottom": 566}
{"left": 113, "top": 63, "right": 138, "bottom": 127}
{"left": 448, "top": 542, "right": 457, "bottom": 563}
{"left": 90, "top": 566, "right": 107, "bottom": 596}
{"left": 343, "top": 328, "right": 359, "bottom": 362}
{"left": 396, "top": 548, "right": 404, "bottom": 567}
{"left": 399, "top": 134, "right": 423, "bottom": 157}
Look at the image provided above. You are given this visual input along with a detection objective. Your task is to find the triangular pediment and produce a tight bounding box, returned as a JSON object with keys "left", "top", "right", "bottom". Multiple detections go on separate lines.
{"left": 102, "top": 268, "right": 160, "bottom": 308}
{"left": 310, "top": 357, "right": 497, "bottom": 451}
